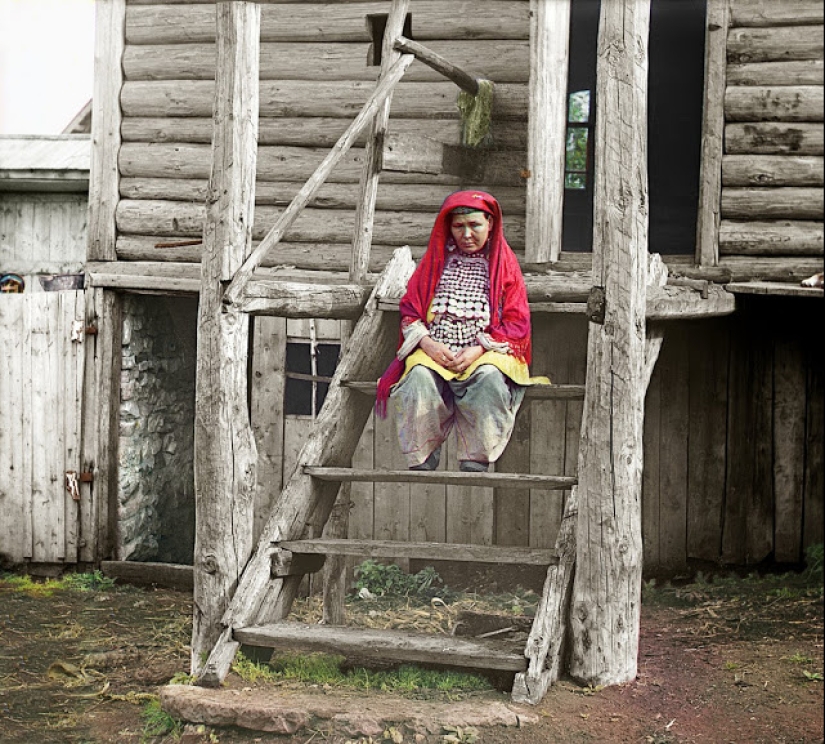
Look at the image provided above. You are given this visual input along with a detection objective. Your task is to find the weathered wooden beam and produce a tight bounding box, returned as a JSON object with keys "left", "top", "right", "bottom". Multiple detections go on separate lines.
{"left": 393, "top": 36, "right": 481, "bottom": 95}
{"left": 722, "top": 155, "right": 823, "bottom": 186}
{"left": 278, "top": 538, "right": 558, "bottom": 566}
{"left": 351, "top": 0, "right": 410, "bottom": 284}
{"left": 125, "top": 3, "right": 531, "bottom": 45}
{"left": 719, "top": 220, "right": 824, "bottom": 256}
{"left": 569, "top": 0, "right": 652, "bottom": 688}
{"left": 238, "top": 283, "right": 368, "bottom": 319}
{"left": 88, "top": 0, "right": 124, "bottom": 261}
{"left": 191, "top": 1, "right": 260, "bottom": 676}
{"left": 729, "top": 0, "right": 824, "bottom": 27}
{"left": 721, "top": 186, "right": 824, "bottom": 219}
{"left": 727, "top": 25, "right": 824, "bottom": 62}
{"left": 305, "top": 466, "right": 578, "bottom": 491}
{"left": 725, "top": 280, "right": 824, "bottom": 297}
{"left": 727, "top": 60, "right": 824, "bottom": 86}
{"left": 646, "top": 283, "right": 736, "bottom": 321}
{"left": 101, "top": 560, "right": 194, "bottom": 590}
{"left": 380, "top": 132, "right": 465, "bottom": 176}
{"left": 222, "top": 53, "right": 415, "bottom": 306}
{"left": 234, "top": 622, "right": 527, "bottom": 672}
{"left": 725, "top": 86, "right": 824, "bottom": 122}
{"left": 525, "top": 0, "right": 570, "bottom": 263}
{"left": 342, "top": 380, "right": 587, "bottom": 400}
{"left": 725, "top": 122, "right": 824, "bottom": 155}
{"left": 696, "top": 0, "right": 730, "bottom": 267}
{"left": 196, "top": 248, "right": 416, "bottom": 687}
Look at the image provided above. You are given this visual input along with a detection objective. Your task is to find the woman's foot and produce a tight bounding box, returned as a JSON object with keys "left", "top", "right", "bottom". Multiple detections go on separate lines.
{"left": 410, "top": 447, "right": 441, "bottom": 471}
{"left": 459, "top": 460, "right": 489, "bottom": 472}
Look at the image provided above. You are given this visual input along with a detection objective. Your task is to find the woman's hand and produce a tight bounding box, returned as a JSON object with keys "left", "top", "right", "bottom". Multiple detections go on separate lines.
{"left": 419, "top": 335, "right": 456, "bottom": 367}
{"left": 448, "top": 345, "right": 484, "bottom": 374}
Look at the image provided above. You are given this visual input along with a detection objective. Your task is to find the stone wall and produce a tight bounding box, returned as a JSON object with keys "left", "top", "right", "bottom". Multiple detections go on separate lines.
{"left": 118, "top": 296, "right": 198, "bottom": 564}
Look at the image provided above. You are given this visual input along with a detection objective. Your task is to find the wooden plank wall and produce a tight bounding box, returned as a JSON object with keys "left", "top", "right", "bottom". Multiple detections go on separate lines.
{"left": 340, "top": 311, "right": 823, "bottom": 572}
{"left": 0, "top": 292, "right": 86, "bottom": 565}
{"left": 0, "top": 193, "right": 88, "bottom": 282}
{"left": 720, "top": 0, "right": 824, "bottom": 263}
{"left": 117, "top": 0, "right": 531, "bottom": 273}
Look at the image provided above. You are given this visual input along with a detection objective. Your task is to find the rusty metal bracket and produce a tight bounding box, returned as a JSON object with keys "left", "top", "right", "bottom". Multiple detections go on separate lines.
{"left": 586, "top": 286, "right": 606, "bottom": 325}
{"left": 70, "top": 322, "right": 98, "bottom": 343}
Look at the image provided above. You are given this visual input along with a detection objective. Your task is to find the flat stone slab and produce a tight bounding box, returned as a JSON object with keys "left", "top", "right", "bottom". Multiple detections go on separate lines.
{"left": 161, "top": 684, "right": 539, "bottom": 738}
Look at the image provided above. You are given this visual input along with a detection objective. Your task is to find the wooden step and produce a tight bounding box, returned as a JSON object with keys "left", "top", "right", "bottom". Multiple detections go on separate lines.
{"left": 305, "top": 466, "right": 577, "bottom": 490}
{"left": 342, "top": 379, "right": 586, "bottom": 400}
{"left": 376, "top": 298, "right": 589, "bottom": 314}
{"left": 233, "top": 622, "right": 528, "bottom": 672}
{"left": 277, "top": 538, "right": 558, "bottom": 566}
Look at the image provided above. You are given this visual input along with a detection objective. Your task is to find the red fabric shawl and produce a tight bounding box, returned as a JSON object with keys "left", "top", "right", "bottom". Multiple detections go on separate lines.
{"left": 376, "top": 190, "right": 532, "bottom": 416}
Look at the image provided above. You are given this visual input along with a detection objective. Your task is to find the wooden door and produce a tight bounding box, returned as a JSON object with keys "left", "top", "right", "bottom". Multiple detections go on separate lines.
{"left": 0, "top": 291, "right": 86, "bottom": 564}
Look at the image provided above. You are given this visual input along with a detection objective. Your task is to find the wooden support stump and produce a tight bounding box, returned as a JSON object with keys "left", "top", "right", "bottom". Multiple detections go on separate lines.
{"left": 191, "top": 1, "right": 260, "bottom": 675}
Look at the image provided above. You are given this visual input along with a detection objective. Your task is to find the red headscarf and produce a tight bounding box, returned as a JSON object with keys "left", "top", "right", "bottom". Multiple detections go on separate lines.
{"left": 376, "top": 190, "right": 531, "bottom": 416}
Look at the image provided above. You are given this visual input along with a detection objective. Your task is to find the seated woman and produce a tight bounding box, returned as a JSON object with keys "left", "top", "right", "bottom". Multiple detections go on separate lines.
{"left": 376, "top": 190, "right": 548, "bottom": 472}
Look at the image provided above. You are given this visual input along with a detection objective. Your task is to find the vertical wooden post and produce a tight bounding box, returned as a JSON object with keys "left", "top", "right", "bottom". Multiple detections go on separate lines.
{"left": 696, "top": 0, "right": 730, "bottom": 266}
{"left": 525, "top": 0, "right": 571, "bottom": 264}
{"left": 191, "top": 1, "right": 260, "bottom": 675}
{"left": 350, "top": 0, "right": 410, "bottom": 282}
{"left": 88, "top": 0, "right": 124, "bottom": 262}
{"left": 568, "top": 0, "right": 653, "bottom": 687}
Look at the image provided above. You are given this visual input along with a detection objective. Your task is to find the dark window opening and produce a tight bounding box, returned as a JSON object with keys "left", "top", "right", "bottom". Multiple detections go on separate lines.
{"left": 368, "top": 13, "right": 413, "bottom": 66}
{"left": 285, "top": 342, "right": 340, "bottom": 416}
{"left": 561, "top": 0, "right": 707, "bottom": 255}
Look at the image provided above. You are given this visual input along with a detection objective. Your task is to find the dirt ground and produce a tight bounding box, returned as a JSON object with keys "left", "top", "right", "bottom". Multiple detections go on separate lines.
{"left": 0, "top": 564, "right": 822, "bottom": 744}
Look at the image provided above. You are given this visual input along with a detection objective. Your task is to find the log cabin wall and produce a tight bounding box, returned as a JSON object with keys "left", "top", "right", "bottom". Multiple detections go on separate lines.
{"left": 718, "top": 0, "right": 824, "bottom": 267}
{"left": 117, "top": 0, "right": 531, "bottom": 271}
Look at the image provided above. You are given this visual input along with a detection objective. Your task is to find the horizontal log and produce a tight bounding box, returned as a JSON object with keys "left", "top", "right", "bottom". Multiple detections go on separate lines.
{"left": 342, "top": 380, "right": 586, "bottom": 400}
{"left": 120, "top": 80, "right": 529, "bottom": 120}
{"left": 278, "top": 538, "right": 558, "bottom": 566}
{"left": 304, "top": 466, "right": 578, "bottom": 490}
{"left": 123, "top": 40, "right": 529, "bottom": 83}
{"left": 125, "top": 3, "right": 530, "bottom": 45}
{"left": 721, "top": 187, "right": 824, "bottom": 219}
{"left": 725, "top": 86, "right": 824, "bottom": 122}
{"left": 120, "top": 116, "right": 529, "bottom": 149}
{"left": 645, "top": 284, "right": 736, "bottom": 321}
{"left": 722, "top": 155, "right": 824, "bottom": 186}
{"left": 671, "top": 257, "right": 825, "bottom": 282}
{"left": 719, "top": 219, "right": 824, "bottom": 255}
{"left": 727, "top": 60, "right": 824, "bottom": 86}
{"left": 730, "top": 0, "right": 824, "bottom": 27}
{"left": 381, "top": 132, "right": 466, "bottom": 176}
{"left": 725, "top": 280, "right": 824, "bottom": 297}
{"left": 116, "top": 234, "right": 426, "bottom": 272}
{"left": 238, "top": 280, "right": 369, "bottom": 319}
{"left": 725, "top": 122, "right": 824, "bottom": 154}
{"left": 101, "top": 560, "right": 193, "bottom": 590}
{"left": 234, "top": 622, "right": 527, "bottom": 672}
{"left": 119, "top": 178, "right": 528, "bottom": 213}
{"left": 727, "top": 26, "right": 824, "bottom": 63}
{"left": 114, "top": 199, "right": 527, "bottom": 247}
{"left": 118, "top": 143, "right": 527, "bottom": 187}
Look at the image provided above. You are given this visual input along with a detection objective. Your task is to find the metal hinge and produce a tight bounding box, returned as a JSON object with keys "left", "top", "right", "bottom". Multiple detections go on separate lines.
{"left": 70, "top": 321, "right": 98, "bottom": 343}
{"left": 65, "top": 471, "right": 93, "bottom": 500}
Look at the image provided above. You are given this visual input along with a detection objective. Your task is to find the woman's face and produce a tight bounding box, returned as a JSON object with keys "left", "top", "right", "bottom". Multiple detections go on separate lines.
{"left": 450, "top": 211, "right": 492, "bottom": 253}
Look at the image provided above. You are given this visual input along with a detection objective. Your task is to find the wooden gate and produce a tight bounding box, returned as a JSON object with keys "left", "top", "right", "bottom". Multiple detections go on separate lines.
{"left": 0, "top": 291, "right": 86, "bottom": 565}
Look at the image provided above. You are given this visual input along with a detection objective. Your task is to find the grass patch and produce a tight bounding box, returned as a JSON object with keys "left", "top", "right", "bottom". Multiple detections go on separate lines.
{"left": 232, "top": 651, "right": 492, "bottom": 698}
{"left": 0, "top": 570, "right": 115, "bottom": 596}
{"left": 141, "top": 697, "right": 182, "bottom": 742}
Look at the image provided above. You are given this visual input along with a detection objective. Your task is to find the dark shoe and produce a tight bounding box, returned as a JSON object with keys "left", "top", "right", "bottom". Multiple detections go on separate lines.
{"left": 459, "top": 460, "right": 489, "bottom": 472}
{"left": 410, "top": 447, "right": 441, "bottom": 471}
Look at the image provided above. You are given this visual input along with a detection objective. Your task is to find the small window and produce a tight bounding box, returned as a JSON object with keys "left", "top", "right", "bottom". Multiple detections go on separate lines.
{"left": 285, "top": 342, "right": 340, "bottom": 416}
{"left": 367, "top": 13, "right": 413, "bottom": 66}
{"left": 565, "top": 90, "right": 593, "bottom": 190}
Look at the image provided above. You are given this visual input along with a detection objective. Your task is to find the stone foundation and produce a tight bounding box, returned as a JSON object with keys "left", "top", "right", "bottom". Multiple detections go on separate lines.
{"left": 118, "top": 296, "right": 197, "bottom": 564}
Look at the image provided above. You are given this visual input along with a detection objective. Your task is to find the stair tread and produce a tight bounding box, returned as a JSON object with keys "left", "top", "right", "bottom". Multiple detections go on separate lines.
{"left": 342, "top": 379, "right": 585, "bottom": 400}
{"left": 234, "top": 621, "right": 527, "bottom": 672}
{"left": 305, "top": 466, "right": 577, "bottom": 490}
{"left": 278, "top": 538, "right": 558, "bottom": 565}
